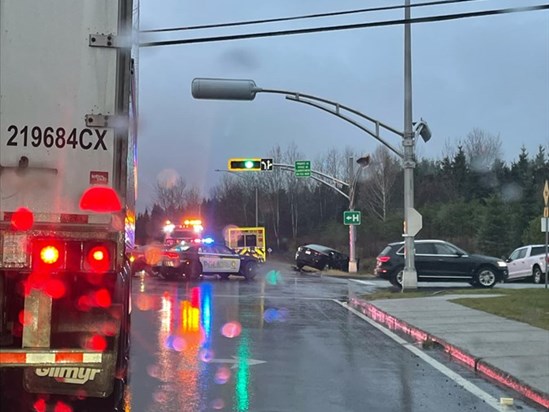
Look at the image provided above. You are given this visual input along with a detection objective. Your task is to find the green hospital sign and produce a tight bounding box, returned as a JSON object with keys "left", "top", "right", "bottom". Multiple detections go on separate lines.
{"left": 343, "top": 211, "right": 361, "bottom": 225}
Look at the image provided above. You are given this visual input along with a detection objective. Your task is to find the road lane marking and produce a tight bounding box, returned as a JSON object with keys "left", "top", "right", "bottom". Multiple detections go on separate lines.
{"left": 205, "top": 356, "right": 267, "bottom": 369}
{"left": 348, "top": 279, "right": 377, "bottom": 286}
{"left": 334, "top": 300, "right": 502, "bottom": 411}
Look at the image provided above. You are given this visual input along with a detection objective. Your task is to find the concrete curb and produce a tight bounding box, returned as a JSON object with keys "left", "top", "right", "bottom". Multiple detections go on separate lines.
{"left": 349, "top": 296, "right": 549, "bottom": 410}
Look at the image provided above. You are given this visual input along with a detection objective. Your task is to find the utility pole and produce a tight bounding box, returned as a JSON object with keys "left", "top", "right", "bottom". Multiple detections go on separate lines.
{"left": 402, "top": 0, "right": 418, "bottom": 290}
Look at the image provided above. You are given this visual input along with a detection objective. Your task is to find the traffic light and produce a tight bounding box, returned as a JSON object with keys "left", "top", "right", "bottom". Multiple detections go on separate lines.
{"left": 228, "top": 158, "right": 273, "bottom": 171}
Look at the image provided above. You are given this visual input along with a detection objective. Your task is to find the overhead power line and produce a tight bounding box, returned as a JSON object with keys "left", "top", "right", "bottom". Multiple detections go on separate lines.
{"left": 141, "top": 0, "right": 486, "bottom": 34}
{"left": 140, "top": 4, "right": 549, "bottom": 48}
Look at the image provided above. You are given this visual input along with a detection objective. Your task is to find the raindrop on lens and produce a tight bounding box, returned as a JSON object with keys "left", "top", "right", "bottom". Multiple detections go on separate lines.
{"left": 147, "top": 364, "right": 161, "bottom": 378}
{"left": 200, "top": 348, "right": 214, "bottom": 362}
{"left": 221, "top": 321, "right": 242, "bottom": 338}
{"left": 172, "top": 336, "right": 186, "bottom": 351}
{"left": 211, "top": 398, "right": 225, "bottom": 410}
{"left": 214, "top": 366, "right": 231, "bottom": 384}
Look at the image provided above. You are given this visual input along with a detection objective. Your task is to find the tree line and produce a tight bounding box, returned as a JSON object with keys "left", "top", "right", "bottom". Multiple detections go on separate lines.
{"left": 136, "top": 129, "right": 549, "bottom": 260}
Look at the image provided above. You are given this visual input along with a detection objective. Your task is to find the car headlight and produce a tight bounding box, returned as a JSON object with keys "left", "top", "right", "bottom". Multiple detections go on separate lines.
{"left": 496, "top": 260, "right": 507, "bottom": 267}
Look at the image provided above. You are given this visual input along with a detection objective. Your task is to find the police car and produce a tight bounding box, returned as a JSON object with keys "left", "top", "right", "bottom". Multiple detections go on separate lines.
{"left": 152, "top": 240, "right": 260, "bottom": 281}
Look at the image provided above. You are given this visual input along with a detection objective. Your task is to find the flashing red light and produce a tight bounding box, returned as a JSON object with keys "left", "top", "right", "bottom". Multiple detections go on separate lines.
{"left": 11, "top": 207, "right": 34, "bottom": 231}
{"left": 34, "top": 241, "right": 64, "bottom": 271}
{"left": 377, "top": 256, "right": 391, "bottom": 263}
{"left": 40, "top": 246, "right": 60, "bottom": 264}
{"left": 86, "top": 245, "right": 110, "bottom": 272}
{"left": 79, "top": 186, "right": 122, "bottom": 213}
{"left": 164, "top": 251, "right": 179, "bottom": 259}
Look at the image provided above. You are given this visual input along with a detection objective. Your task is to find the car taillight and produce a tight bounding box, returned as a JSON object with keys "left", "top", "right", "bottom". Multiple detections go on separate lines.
{"left": 83, "top": 244, "right": 112, "bottom": 273}
{"left": 164, "top": 252, "right": 179, "bottom": 259}
{"left": 377, "top": 256, "right": 391, "bottom": 263}
{"left": 40, "top": 246, "right": 60, "bottom": 264}
{"left": 33, "top": 240, "right": 65, "bottom": 271}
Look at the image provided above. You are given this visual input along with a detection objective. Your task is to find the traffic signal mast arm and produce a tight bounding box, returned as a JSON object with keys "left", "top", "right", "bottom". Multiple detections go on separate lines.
{"left": 273, "top": 163, "right": 350, "bottom": 200}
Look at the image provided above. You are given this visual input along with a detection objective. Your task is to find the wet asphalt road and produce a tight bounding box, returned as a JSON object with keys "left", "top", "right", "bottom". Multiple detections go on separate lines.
{"left": 128, "top": 264, "right": 544, "bottom": 412}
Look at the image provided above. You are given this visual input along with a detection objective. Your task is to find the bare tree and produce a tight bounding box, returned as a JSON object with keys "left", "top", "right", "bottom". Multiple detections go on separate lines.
{"left": 463, "top": 128, "right": 503, "bottom": 172}
{"left": 282, "top": 142, "right": 306, "bottom": 244}
{"left": 261, "top": 144, "right": 284, "bottom": 248}
{"left": 154, "top": 173, "right": 187, "bottom": 219}
{"left": 362, "top": 146, "right": 400, "bottom": 221}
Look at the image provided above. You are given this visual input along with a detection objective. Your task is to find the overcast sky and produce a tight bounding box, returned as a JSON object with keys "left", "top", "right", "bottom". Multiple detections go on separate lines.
{"left": 136, "top": 0, "right": 549, "bottom": 212}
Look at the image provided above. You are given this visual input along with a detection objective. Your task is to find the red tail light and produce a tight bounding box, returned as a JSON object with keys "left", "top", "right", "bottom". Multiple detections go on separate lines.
{"left": 84, "top": 244, "right": 111, "bottom": 273}
{"left": 164, "top": 251, "right": 179, "bottom": 259}
{"left": 40, "top": 246, "right": 60, "bottom": 264}
{"left": 33, "top": 240, "right": 65, "bottom": 271}
{"left": 377, "top": 256, "right": 391, "bottom": 263}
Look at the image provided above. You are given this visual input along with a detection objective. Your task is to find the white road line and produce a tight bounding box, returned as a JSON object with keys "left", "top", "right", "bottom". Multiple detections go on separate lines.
{"left": 348, "top": 279, "right": 377, "bottom": 286}
{"left": 333, "top": 299, "right": 502, "bottom": 411}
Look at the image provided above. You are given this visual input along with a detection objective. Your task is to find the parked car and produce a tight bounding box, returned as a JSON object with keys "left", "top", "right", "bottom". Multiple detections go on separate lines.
{"left": 152, "top": 242, "right": 260, "bottom": 281}
{"left": 295, "top": 244, "right": 350, "bottom": 271}
{"left": 505, "top": 244, "right": 548, "bottom": 284}
{"left": 374, "top": 239, "right": 508, "bottom": 288}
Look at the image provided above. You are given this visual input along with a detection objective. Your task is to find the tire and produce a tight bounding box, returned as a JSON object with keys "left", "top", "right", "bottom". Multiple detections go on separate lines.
{"left": 219, "top": 273, "right": 230, "bottom": 280}
{"left": 188, "top": 260, "right": 202, "bottom": 281}
{"left": 390, "top": 268, "right": 404, "bottom": 288}
{"left": 474, "top": 267, "right": 497, "bottom": 288}
{"left": 532, "top": 266, "right": 543, "bottom": 284}
{"left": 241, "top": 261, "right": 258, "bottom": 281}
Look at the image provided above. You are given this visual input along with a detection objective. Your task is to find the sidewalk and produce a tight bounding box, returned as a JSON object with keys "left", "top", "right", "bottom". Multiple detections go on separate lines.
{"left": 349, "top": 293, "right": 549, "bottom": 409}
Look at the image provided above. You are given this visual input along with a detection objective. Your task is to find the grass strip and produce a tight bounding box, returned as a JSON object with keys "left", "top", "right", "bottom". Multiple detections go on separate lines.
{"left": 359, "top": 288, "right": 549, "bottom": 331}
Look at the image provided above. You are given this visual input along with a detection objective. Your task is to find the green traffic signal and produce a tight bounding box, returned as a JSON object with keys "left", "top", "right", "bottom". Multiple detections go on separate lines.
{"left": 228, "top": 158, "right": 261, "bottom": 171}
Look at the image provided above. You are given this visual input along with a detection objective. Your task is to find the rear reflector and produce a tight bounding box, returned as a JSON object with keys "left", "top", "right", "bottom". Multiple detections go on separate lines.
{"left": 79, "top": 186, "right": 122, "bottom": 213}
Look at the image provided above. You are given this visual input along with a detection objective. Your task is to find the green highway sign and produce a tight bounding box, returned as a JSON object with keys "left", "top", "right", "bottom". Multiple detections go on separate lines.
{"left": 294, "top": 160, "right": 311, "bottom": 177}
{"left": 343, "top": 210, "right": 361, "bottom": 225}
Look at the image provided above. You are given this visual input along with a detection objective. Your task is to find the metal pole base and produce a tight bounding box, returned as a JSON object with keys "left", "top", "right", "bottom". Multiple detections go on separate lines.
{"left": 348, "top": 260, "right": 358, "bottom": 273}
{"left": 402, "top": 268, "right": 418, "bottom": 290}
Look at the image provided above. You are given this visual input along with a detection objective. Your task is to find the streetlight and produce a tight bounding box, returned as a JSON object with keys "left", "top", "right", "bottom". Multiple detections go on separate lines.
{"left": 192, "top": 79, "right": 431, "bottom": 288}
{"left": 348, "top": 155, "right": 371, "bottom": 273}
{"left": 214, "top": 169, "right": 259, "bottom": 227}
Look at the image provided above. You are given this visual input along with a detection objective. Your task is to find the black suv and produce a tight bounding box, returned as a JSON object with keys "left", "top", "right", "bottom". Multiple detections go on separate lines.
{"left": 374, "top": 240, "right": 508, "bottom": 288}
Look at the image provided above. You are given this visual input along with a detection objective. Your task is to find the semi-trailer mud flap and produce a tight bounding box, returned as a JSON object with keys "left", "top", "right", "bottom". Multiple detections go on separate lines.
{"left": 23, "top": 352, "right": 117, "bottom": 398}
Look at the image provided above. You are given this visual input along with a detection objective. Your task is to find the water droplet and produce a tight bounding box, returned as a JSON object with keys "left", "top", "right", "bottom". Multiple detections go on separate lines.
{"left": 221, "top": 321, "right": 242, "bottom": 338}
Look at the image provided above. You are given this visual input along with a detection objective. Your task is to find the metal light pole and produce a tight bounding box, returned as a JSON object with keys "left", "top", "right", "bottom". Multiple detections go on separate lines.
{"left": 272, "top": 159, "right": 368, "bottom": 273}
{"left": 348, "top": 156, "right": 370, "bottom": 272}
{"left": 214, "top": 169, "right": 259, "bottom": 227}
{"left": 402, "top": 0, "right": 417, "bottom": 290}
{"left": 193, "top": 78, "right": 431, "bottom": 280}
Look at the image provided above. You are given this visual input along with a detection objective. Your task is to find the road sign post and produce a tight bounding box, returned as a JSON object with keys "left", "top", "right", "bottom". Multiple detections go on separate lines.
{"left": 294, "top": 160, "right": 311, "bottom": 177}
{"left": 542, "top": 180, "right": 549, "bottom": 289}
{"left": 343, "top": 211, "right": 361, "bottom": 225}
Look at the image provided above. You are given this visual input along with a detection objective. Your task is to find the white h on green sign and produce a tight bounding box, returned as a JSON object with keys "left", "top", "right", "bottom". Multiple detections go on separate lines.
{"left": 294, "top": 160, "right": 311, "bottom": 177}
{"left": 344, "top": 211, "right": 361, "bottom": 225}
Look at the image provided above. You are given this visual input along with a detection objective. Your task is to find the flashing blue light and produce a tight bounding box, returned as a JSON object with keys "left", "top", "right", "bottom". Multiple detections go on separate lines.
{"left": 202, "top": 237, "right": 214, "bottom": 244}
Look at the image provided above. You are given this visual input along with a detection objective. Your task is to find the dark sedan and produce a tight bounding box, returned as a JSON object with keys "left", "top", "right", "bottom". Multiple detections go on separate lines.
{"left": 295, "top": 244, "right": 349, "bottom": 272}
{"left": 152, "top": 242, "right": 260, "bottom": 281}
{"left": 374, "top": 239, "right": 508, "bottom": 288}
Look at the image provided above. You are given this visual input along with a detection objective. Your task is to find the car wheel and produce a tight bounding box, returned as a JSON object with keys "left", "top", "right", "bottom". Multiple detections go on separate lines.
{"left": 474, "top": 267, "right": 497, "bottom": 288}
{"left": 219, "top": 273, "right": 230, "bottom": 280}
{"left": 532, "top": 266, "right": 543, "bottom": 284}
{"left": 390, "top": 268, "right": 403, "bottom": 288}
{"left": 188, "top": 260, "right": 202, "bottom": 281}
{"left": 241, "top": 261, "right": 258, "bottom": 281}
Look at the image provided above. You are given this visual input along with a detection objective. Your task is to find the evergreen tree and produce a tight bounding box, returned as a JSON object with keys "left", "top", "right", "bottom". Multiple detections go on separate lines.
{"left": 477, "top": 195, "right": 510, "bottom": 256}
